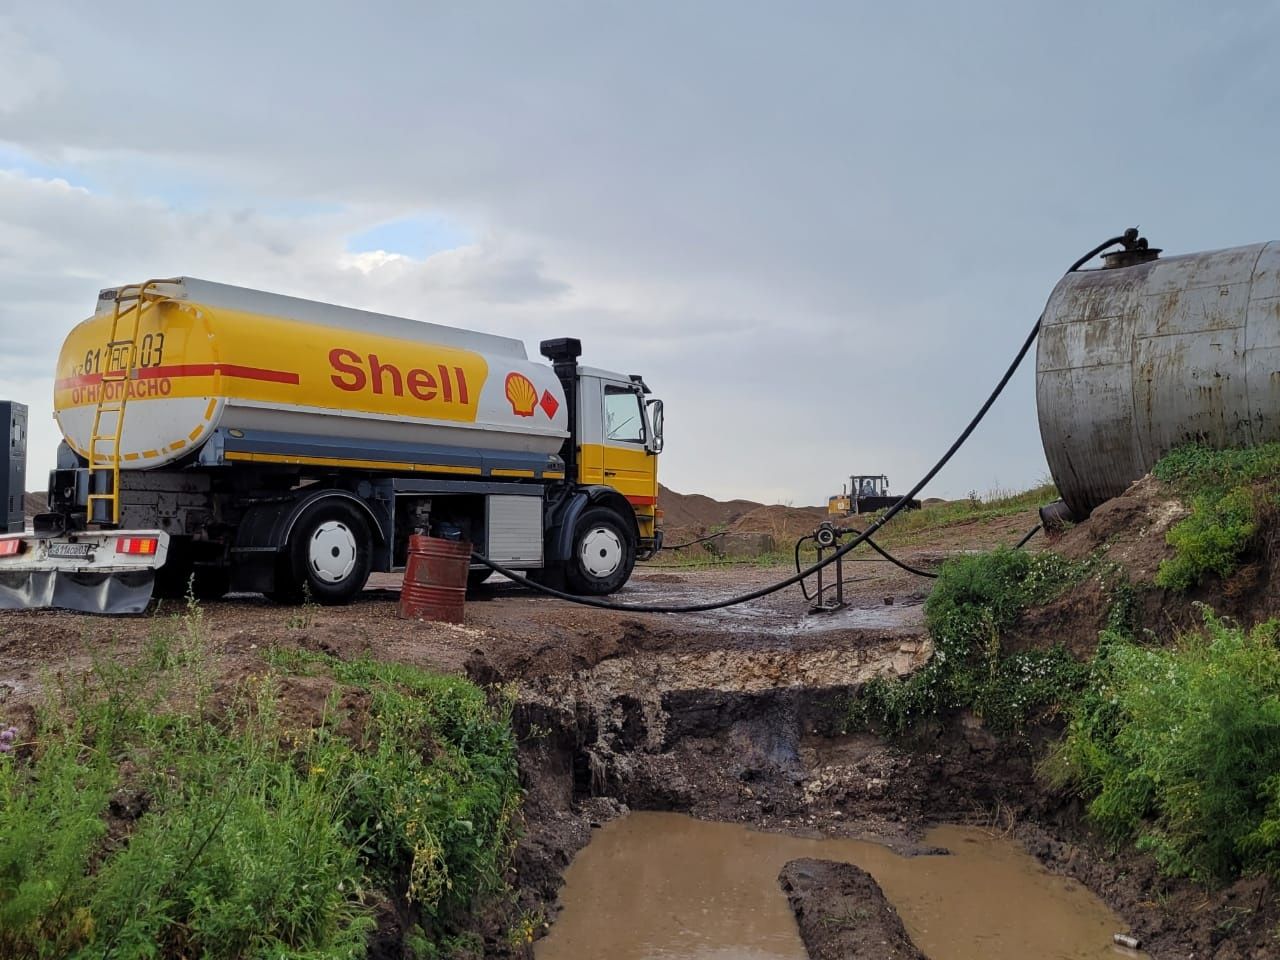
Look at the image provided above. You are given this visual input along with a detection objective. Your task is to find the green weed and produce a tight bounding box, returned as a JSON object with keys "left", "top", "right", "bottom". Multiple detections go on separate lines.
{"left": 0, "top": 608, "right": 520, "bottom": 959}
{"left": 1152, "top": 442, "right": 1280, "bottom": 591}
{"left": 274, "top": 652, "right": 521, "bottom": 918}
{"left": 84, "top": 687, "right": 373, "bottom": 959}
{"left": 1046, "top": 611, "right": 1280, "bottom": 886}
{"left": 850, "top": 548, "right": 1093, "bottom": 734}
{"left": 0, "top": 735, "right": 115, "bottom": 957}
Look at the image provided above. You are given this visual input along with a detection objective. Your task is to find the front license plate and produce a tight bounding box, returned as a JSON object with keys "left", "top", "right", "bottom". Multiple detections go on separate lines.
{"left": 48, "top": 542, "right": 92, "bottom": 559}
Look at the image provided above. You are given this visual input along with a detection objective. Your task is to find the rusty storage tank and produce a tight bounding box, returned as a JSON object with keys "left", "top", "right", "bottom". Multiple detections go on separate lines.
{"left": 1037, "top": 239, "right": 1280, "bottom": 519}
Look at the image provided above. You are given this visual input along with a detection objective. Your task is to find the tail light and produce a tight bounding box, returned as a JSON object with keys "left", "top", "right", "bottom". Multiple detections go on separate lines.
{"left": 0, "top": 539, "right": 24, "bottom": 557}
{"left": 116, "top": 537, "right": 159, "bottom": 556}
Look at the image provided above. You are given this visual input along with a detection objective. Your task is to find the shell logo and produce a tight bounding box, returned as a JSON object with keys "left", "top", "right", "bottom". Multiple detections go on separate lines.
{"left": 504, "top": 372, "right": 538, "bottom": 417}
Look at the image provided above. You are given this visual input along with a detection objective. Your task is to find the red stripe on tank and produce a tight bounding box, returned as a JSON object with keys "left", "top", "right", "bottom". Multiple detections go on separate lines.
{"left": 56, "top": 363, "right": 300, "bottom": 390}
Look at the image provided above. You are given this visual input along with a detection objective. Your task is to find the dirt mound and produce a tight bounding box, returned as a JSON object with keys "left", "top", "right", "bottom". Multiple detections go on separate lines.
{"left": 732, "top": 503, "right": 827, "bottom": 538}
{"left": 1000, "top": 475, "right": 1193, "bottom": 657}
{"left": 1013, "top": 470, "right": 1280, "bottom": 657}
{"left": 22, "top": 492, "right": 45, "bottom": 518}
{"left": 1050, "top": 475, "right": 1186, "bottom": 579}
{"left": 657, "top": 485, "right": 827, "bottom": 555}
{"left": 657, "top": 484, "right": 763, "bottom": 530}
{"left": 778, "top": 858, "right": 927, "bottom": 959}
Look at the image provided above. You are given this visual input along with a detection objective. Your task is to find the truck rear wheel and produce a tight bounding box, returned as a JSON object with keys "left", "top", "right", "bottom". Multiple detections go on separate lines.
{"left": 565, "top": 506, "right": 635, "bottom": 596}
{"left": 269, "top": 499, "right": 373, "bottom": 605}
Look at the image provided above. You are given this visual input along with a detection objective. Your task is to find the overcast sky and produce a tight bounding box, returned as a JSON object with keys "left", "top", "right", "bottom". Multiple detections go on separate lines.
{"left": 2, "top": 2, "right": 1279, "bottom": 505}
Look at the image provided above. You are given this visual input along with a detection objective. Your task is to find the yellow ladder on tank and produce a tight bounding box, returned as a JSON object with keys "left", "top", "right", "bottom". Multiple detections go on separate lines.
{"left": 85, "top": 279, "right": 174, "bottom": 526}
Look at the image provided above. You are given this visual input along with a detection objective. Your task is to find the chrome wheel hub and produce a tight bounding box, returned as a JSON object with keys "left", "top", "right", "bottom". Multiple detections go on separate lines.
{"left": 309, "top": 520, "right": 357, "bottom": 583}
{"left": 580, "top": 526, "right": 623, "bottom": 578}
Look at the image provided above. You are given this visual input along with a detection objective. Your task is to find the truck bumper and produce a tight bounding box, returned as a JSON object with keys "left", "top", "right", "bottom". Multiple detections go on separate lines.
{"left": 0, "top": 530, "right": 170, "bottom": 614}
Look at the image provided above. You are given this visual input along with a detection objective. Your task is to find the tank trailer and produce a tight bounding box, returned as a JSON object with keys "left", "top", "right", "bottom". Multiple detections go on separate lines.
{"left": 0, "top": 278, "right": 664, "bottom": 612}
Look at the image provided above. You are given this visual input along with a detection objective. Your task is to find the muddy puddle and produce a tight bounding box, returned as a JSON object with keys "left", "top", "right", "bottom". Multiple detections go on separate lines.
{"left": 537, "top": 812, "right": 1144, "bottom": 960}
{"left": 600, "top": 577, "right": 926, "bottom": 635}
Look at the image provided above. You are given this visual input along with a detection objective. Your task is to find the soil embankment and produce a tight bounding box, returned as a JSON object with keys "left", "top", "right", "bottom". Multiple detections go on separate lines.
{"left": 4, "top": 476, "right": 1280, "bottom": 957}
{"left": 779, "top": 858, "right": 927, "bottom": 960}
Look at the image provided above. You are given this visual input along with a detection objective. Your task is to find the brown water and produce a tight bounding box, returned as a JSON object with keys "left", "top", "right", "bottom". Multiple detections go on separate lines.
{"left": 537, "top": 812, "right": 1144, "bottom": 960}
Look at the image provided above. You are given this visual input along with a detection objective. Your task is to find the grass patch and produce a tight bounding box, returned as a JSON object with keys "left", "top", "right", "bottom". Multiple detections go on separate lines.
{"left": 647, "top": 481, "right": 1057, "bottom": 570}
{"left": 1044, "top": 611, "right": 1280, "bottom": 886}
{"left": 1151, "top": 442, "right": 1280, "bottom": 591}
{"left": 0, "top": 606, "right": 520, "bottom": 959}
{"left": 270, "top": 651, "right": 521, "bottom": 919}
{"left": 872, "top": 482, "right": 1058, "bottom": 546}
{"left": 850, "top": 548, "right": 1094, "bottom": 734}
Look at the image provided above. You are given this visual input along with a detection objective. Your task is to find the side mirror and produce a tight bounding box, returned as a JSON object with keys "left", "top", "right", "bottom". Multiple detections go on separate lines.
{"left": 647, "top": 398, "right": 664, "bottom": 454}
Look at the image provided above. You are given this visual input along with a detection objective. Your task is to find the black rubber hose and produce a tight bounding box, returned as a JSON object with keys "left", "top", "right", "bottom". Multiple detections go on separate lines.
{"left": 660, "top": 531, "right": 727, "bottom": 551}
{"left": 1014, "top": 522, "right": 1042, "bottom": 549}
{"left": 468, "top": 231, "right": 1133, "bottom": 614}
{"left": 795, "top": 535, "right": 819, "bottom": 601}
{"left": 843, "top": 529, "right": 939, "bottom": 579}
{"left": 797, "top": 517, "right": 1045, "bottom": 595}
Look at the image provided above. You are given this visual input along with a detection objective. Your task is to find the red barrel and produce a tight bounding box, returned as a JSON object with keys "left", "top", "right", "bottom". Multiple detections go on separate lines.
{"left": 398, "top": 535, "right": 471, "bottom": 623}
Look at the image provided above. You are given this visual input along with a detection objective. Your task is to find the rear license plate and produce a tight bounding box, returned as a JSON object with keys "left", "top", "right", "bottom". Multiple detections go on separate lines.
{"left": 47, "top": 542, "right": 92, "bottom": 559}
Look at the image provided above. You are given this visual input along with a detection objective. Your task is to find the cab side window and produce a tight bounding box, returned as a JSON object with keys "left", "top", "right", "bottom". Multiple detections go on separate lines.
{"left": 604, "top": 386, "right": 645, "bottom": 443}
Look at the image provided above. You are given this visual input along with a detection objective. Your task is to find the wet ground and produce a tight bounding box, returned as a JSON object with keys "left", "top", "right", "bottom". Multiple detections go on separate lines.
{"left": 0, "top": 560, "right": 931, "bottom": 717}
{"left": 0, "top": 540, "right": 1265, "bottom": 958}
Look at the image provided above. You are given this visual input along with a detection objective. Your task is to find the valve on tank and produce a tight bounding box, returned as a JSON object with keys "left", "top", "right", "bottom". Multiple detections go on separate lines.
{"left": 1100, "top": 227, "right": 1161, "bottom": 270}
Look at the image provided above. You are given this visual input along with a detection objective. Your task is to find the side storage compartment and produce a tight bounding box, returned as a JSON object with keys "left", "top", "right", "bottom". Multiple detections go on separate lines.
{"left": 486, "top": 494, "right": 544, "bottom": 567}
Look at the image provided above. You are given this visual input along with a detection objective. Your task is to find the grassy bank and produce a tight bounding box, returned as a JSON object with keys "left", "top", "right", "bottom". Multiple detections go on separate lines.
{"left": 854, "top": 442, "right": 1280, "bottom": 893}
{"left": 1046, "top": 613, "right": 1280, "bottom": 886}
{"left": 873, "top": 481, "right": 1058, "bottom": 546}
{"left": 855, "top": 546, "right": 1280, "bottom": 891}
{"left": 1151, "top": 442, "right": 1280, "bottom": 591}
{"left": 850, "top": 547, "right": 1100, "bottom": 734}
{"left": 0, "top": 601, "right": 521, "bottom": 959}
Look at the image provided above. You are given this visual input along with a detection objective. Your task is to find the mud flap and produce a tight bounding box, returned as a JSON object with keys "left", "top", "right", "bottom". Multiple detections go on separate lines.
{"left": 0, "top": 569, "right": 157, "bottom": 614}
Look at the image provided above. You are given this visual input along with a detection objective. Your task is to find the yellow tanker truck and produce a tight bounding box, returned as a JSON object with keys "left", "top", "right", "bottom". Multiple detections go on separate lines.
{"left": 0, "top": 278, "right": 664, "bottom": 612}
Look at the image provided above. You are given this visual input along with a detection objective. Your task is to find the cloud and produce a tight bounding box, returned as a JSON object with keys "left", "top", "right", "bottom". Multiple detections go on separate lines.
{"left": 1, "top": 3, "right": 1279, "bottom": 505}
{"left": 0, "top": 19, "right": 60, "bottom": 114}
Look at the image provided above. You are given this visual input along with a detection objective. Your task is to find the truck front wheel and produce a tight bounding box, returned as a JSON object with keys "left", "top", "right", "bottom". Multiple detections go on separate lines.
{"left": 269, "top": 499, "right": 373, "bottom": 605}
{"left": 565, "top": 506, "right": 635, "bottom": 596}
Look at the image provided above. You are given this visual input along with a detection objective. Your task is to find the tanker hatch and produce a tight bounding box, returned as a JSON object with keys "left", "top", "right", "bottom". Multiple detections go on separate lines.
{"left": 1100, "top": 227, "right": 1161, "bottom": 269}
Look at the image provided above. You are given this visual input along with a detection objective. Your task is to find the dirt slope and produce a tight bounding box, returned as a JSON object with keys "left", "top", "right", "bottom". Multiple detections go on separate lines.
{"left": 6, "top": 475, "right": 1275, "bottom": 959}
{"left": 1016, "top": 472, "right": 1280, "bottom": 658}
{"left": 658, "top": 484, "right": 827, "bottom": 545}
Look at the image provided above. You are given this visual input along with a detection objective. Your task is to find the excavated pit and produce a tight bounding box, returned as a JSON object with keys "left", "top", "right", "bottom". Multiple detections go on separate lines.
{"left": 499, "top": 616, "right": 1148, "bottom": 960}
{"left": 8, "top": 490, "right": 1275, "bottom": 958}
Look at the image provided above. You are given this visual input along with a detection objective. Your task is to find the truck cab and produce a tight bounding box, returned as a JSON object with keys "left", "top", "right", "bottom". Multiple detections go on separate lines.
{"left": 576, "top": 367, "right": 662, "bottom": 552}
{"left": 537, "top": 339, "right": 663, "bottom": 595}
